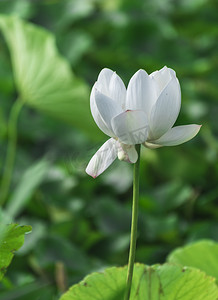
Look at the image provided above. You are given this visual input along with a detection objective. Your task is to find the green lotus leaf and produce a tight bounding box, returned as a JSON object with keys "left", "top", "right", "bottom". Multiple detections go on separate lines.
{"left": 168, "top": 239, "right": 218, "bottom": 281}
{"left": 60, "top": 263, "right": 218, "bottom": 300}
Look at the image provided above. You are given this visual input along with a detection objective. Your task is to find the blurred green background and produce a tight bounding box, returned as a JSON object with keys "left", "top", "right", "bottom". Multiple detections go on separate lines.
{"left": 0, "top": 0, "right": 218, "bottom": 299}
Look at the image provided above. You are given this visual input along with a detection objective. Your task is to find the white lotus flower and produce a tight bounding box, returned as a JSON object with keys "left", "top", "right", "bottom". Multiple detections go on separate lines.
{"left": 86, "top": 67, "right": 201, "bottom": 178}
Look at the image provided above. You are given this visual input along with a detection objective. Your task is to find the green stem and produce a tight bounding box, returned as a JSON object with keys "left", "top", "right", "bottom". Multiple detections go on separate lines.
{"left": 124, "top": 144, "right": 141, "bottom": 300}
{"left": 0, "top": 99, "right": 24, "bottom": 206}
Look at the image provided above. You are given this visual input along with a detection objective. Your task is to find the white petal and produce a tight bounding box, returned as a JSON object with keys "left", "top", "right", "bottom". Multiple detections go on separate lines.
{"left": 150, "top": 66, "right": 172, "bottom": 97}
{"left": 118, "top": 143, "right": 138, "bottom": 163}
{"left": 97, "top": 68, "right": 114, "bottom": 96}
{"left": 109, "top": 72, "right": 126, "bottom": 110}
{"left": 95, "top": 89, "right": 122, "bottom": 133}
{"left": 90, "top": 83, "right": 114, "bottom": 137}
{"left": 149, "top": 75, "right": 181, "bottom": 139}
{"left": 111, "top": 110, "right": 148, "bottom": 145}
{"left": 126, "top": 69, "right": 157, "bottom": 116}
{"left": 86, "top": 138, "right": 118, "bottom": 178}
{"left": 151, "top": 124, "right": 201, "bottom": 146}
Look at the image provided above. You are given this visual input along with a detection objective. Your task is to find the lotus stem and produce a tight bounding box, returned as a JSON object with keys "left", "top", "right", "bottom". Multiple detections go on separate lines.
{"left": 124, "top": 144, "right": 141, "bottom": 300}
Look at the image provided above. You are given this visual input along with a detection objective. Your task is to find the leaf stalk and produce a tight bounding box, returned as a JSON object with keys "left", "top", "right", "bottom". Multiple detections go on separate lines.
{"left": 0, "top": 99, "right": 23, "bottom": 206}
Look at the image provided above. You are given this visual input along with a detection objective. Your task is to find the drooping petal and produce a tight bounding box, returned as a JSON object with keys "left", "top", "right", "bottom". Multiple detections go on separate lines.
{"left": 143, "top": 141, "right": 163, "bottom": 149}
{"left": 90, "top": 83, "right": 115, "bottom": 137}
{"left": 117, "top": 143, "right": 138, "bottom": 163}
{"left": 95, "top": 89, "right": 122, "bottom": 134}
{"left": 97, "top": 68, "right": 114, "bottom": 96}
{"left": 150, "top": 124, "right": 201, "bottom": 146}
{"left": 150, "top": 66, "right": 172, "bottom": 97}
{"left": 149, "top": 75, "right": 181, "bottom": 139}
{"left": 126, "top": 69, "right": 157, "bottom": 116}
{"left": 86, "top": 138, "right": 118, "bottom": 178}
{"left": 111, "top": 110, "right": 148, "bottom": 145}
{"left": 109, "top": 72, "right": 126, "bottom": 110}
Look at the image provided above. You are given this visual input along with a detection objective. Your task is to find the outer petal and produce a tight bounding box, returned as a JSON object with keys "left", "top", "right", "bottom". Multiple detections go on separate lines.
{"left": 111, "top": 110, "right": 148, "bottom": 145}
{"left": 151, "top": 124, "right": 201, "bottom": 146}
{"left": 97, "top": 68, "right": 114, "bottom": 96}
{"left": 95, "top": 89, "right": 122, "bottom": 133}
{"left": 149, "top": 75, "right": 181, "bottom": 139}
{"left": 109, "top": 72, "right": 126, "bottom": 110}
{"left": 86, "top": 138, "right": 118, "bottom": 178}
{"left": 117, "top": 143, "right": 138, "bottom": 163}
{"left": 126, "top": 69, "right": 157, "bottom": 116}
{"left": 90, "top": 83, "right": 114, "bottom": 137}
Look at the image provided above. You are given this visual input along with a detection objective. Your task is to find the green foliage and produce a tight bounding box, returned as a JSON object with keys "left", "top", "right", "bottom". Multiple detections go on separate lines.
{"left": 168, "top": 240, "right": 218, "bottom": 281}
{"left": 0, "top": 0, "right": 33, "bottom": 19}
{"left": 60, "top": 263, "right": 218, "bottom": 300}
{"left": 5, "top": 159, "right": 50, "bottom": 219}
{"left": 0, "top": 14, "right": 102, "bottom": 140}
{"left": 0, "top": 224, "right": 31, "bottom": 281}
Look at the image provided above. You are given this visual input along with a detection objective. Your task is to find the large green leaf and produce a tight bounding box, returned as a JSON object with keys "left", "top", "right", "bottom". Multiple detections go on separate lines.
{"left": 167, "top": 240, "right": 218, "bottom": 281}
{"left": 0, "top": 223, "right": 32, "bottom": 281}
{"left": 60, "top": 263, "right": 218, "bottom": 300}
{"left": 0, "top": 15, "right": 102, "bottom": 139}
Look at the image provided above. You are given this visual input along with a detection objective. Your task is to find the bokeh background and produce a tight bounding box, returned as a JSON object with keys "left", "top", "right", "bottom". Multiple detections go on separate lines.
{"left": 0, "top": 0, "right": 218, "bottom": 299}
